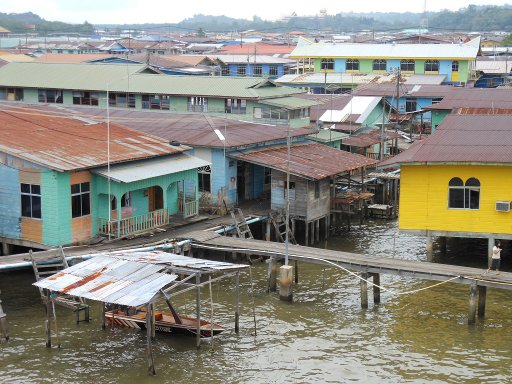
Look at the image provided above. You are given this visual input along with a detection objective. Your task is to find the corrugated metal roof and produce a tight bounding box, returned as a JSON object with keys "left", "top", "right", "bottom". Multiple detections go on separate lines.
{"left": 275, "top": 72, "right": 394, "bottom": 86}
{"left": 0, "top": 106, "right": 184, "bottom": 171}
{"left": 319, "top": 96, "right": 381, "bottom": 124}
{"left": 259, "top": 96, "right": 320, "bottom": 109}
{"left": 289, "top": 37, "right": 480, "bottom": 59}
{"left": 219, "top": 42, "right": 295, "bottom": 55}
{"left": 33, "top": 255, "right": 178, "bottom": 307}
{"left": 308, "top": 130, "right": 349, "bottom": 142}
{"left": 426, "top": 88, "right": 512, "bottom": 110}
{"left": 475, "top": 60, "right": 510, "bottom": 74}
{"left": 92, "top": 153, "right": 210, "bottom": 183}
{"left": 230, "top": 143, "right": 377, "bottom": 180}
{"left": 343, "top": 130, "right": 401, "bottom": 148}
{"left": 354, "top": 84, "right": 454, "bottom": 98}
{"left": 0, "top": 62, "right": 304, "bottom": 99}
{"left": 385, "top": 114, "right": 512, "bottom": 164}
{"left": 18, "top": 104, "right": 315, "bottom": 148}
{"left": 404, "top": 74, "right": 446, "bottom": 85}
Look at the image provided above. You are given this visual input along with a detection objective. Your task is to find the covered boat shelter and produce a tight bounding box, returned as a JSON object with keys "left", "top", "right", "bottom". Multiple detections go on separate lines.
{"left": 33, "top": 249, "right": 249, "bottom": 375}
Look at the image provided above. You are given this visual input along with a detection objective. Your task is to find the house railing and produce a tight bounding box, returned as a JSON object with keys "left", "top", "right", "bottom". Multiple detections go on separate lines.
{"left": 181, "top": 200, "right": 198, "bottom": 218}
{"left": 98, "top": 208, "right": 168, "bottom": 239}
{"left": 366, "top": 152, "right": 392, "bottom": 161}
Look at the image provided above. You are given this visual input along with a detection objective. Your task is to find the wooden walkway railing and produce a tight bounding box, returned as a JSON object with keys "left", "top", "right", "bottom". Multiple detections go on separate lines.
{"left": 98, "top": 208, "right": 169, "bottom": 239}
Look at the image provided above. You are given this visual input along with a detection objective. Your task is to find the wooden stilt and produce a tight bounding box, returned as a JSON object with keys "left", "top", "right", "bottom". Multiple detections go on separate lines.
{"left": 267, "top": 257, "right": 277, "bottom": 292}
{"left": 360, "top": 272, "right": 368, "bottom": 309}
{"left": 426, "top": 231, "right": 433, "bottom": 262}
{"left": 439, "top": 236, "right": 447, "bottom": 254}
{"left": 372, "top": 273, "right": 381, "bottom": 304}
{"left": 315, "top": 220, "right": 320, "bottom": 243}
{"left": 305, "top": 220, "right": 309, "bottom": 246}
{"left": 45, "top": 295, "right": 52, "bottom": 348}
{"left": 235, "top": 271, "right": 240, "bottom": 334}
{"left": 101, "top": 302, "right": 106, "bottom": 330}
{"left": 291, "top": 218, "right": 296, "bottom": 240}
{"left": 150, "top": 302, "right": 156, "bottom": 339}
{"left": 0, "top": 291, "right": 8, "bottom": 341}
{"left": 488, "top": 237, "right": 494, "bottom": 269}
{"left": 324, "top": 216, "right": 329, "bottom": 240}
{"left": 468, "top": 283, "right": 477, "bottom": 325}
{"left": 146, "top": 303, "right": 156, "bottom": 375}
{"left": 294, "top": 260, "right": 299, "bottom": 284}
{"left": 195, "top": 273, "right": 201, "bottom": 348}
{"left": 478, "top": 285, "right": 487, "bottom": 319}
{"left": 265, "top": 220, "right": 271, "bottom": 241}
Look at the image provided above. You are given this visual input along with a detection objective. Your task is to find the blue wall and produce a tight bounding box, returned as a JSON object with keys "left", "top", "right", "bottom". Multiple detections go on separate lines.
{"left": 0, "top": 164, "right": 21, "bottom": 239}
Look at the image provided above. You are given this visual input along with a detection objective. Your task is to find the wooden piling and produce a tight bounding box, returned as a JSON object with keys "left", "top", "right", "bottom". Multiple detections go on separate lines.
{"left": 468, "top": 283, "right": 478, "bottom": 325}
{"left": 235, "top": 271, "right": 240, "bottom": 334}
{"left": 305, "top": 220, "right": 309, "bottom": 246}
{"left": 372, "top": 273, "right": 381, "bottom": 304}
{"left": 0, "top": 291, "right": 8, "bottom": 341}
{"left": 279, "top": 265, "right": 293, "bottom": 302}
{"left": 146, "top": 303, "right": 156, "bottom": 375}
{"left": 478, "top": 285, "right": 487, "bottom": 319}
{"left": 315, "top": 220, "right": 320, "bottom": 243}
{"left": 294, "top": 260, "right": 299, "bottom": 284}
{"left": 265, "top": 220, "right": 271, "bottom": 241}
{"left": 101, "top": 302, "right": 106, "bottom": 330}
{"left": 426, "top": 232, "right": 433, "bottom": 262}
{"left": 360, "top": 272, "right": 368, "bottom": 309}
{"left": 195, "top": 273, "right": 201, "bottom": 348}
{"left": 150, "top": 303, "right": 156, "bottom": 339}
{"left": 45, "top": 292, "right": 52, "bottom": 347}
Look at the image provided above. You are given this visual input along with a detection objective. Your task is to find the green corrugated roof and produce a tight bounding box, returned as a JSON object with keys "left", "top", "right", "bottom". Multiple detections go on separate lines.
{"left": 308, "top": 130, "right": 349, "bottom": 142}
{"left": 259, "top": 96, "right": 320, "bottom": 109}
{"left": 0, "top": 62, "right": 304, "bottom": 99}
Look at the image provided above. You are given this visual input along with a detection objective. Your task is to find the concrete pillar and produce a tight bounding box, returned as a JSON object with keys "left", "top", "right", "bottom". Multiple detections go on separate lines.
{"left": 360, "top": 272, "right": 369, "bottom": 309}
{"left": 488, "top": 237, "right": 495, "bottom": 269}
{"left": 1, "top": 242, "right": 11, "bottom": 256}
{"left": 426, "top": 231, "right": 433, "bottom": 262}
{"left": 279, "top": 265, "right": 293, "bottom": 302}
{"left": 468, "top": 283, "right": 478, "bottom": 325}
{"left": 265, "top": 220, "right": 271, "bottom": 241}
{"left": 324, "top": 216, "right": 329, "bottom": 240}
{"left": 267, "top": 257, "right": 277, "bottom": 292}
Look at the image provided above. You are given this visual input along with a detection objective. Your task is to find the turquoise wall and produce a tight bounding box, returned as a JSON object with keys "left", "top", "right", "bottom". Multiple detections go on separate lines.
{"left": 42, "top": 170, "right": 72, "bottom": 246}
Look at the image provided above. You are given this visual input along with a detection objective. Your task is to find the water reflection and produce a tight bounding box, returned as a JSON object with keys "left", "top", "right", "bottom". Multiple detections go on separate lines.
{"left": 1, "top": 220, "right": 511, "bottom": 383}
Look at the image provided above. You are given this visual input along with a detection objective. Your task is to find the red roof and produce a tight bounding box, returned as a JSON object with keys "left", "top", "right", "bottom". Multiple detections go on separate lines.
{"left": 382, "top": 114, "right": 512, "bottom": 164}
{"left": 231, "top": 143, "right": 377, "bottom": 180}
{"left": 219, "top": 42, "right": 295, "bottom": 55}
{"left": 0, "top": 106, "right": 182, "bottom": 171}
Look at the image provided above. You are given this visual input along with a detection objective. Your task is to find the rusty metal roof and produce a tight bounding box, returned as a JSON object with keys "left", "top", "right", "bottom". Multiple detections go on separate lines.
{"left": 230, "top": 143, "right": 377, "bottom": 180}
{"left": 383, "top": 115, "right": 512, "bottom": 164}
{"left": 354, "top": 84, "right": 453, "bottom": 98}
{"left": 426, "top": 88, "right": 512, "bottom": 111}
{"left": 0, "top": 106, "right": 184, "bottom": 171}
{"left": 33, "top": 255, "right": 178, "bottom": 307}
{"left": 343, "top": 130, "right": 401, "bottom": 148}
{"left": 15, "top": 104, "right": 315, "bottom": 148}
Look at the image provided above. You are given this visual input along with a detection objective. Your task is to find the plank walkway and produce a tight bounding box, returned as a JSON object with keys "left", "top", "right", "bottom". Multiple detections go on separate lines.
{"left": 182, "top": 231, "right": 512, "bottom": 290}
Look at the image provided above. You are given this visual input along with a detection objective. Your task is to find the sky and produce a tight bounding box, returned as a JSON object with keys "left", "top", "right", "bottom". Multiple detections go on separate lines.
{"left": 2, "top": 0, "right": 511, "bottom": 25}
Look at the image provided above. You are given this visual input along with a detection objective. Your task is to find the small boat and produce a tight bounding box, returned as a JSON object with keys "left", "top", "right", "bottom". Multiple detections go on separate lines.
{"left": 105, "top": 308, "right": 225, "bottom": 338}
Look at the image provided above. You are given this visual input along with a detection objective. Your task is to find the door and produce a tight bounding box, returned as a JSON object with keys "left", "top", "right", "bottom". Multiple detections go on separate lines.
{"left": 148, "top": 186, "right": 163, "bottom": 211}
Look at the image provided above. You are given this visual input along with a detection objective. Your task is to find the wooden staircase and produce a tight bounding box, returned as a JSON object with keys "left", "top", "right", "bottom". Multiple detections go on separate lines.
{"left": 30, "top": 248, "right": 90, "bottom": 324}
{"left": 269, "top": 211, "right": 297, "bottom": 245}
{"left": 230, "top": 208, "right": 254, "bottom": 239}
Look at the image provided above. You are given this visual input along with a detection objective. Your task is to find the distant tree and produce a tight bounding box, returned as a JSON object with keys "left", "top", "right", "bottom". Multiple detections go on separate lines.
{"left": 502, "top": 34, "right": 512, "bottom": 46}
{"left": 196, "top": 27, "right": 206, "bottom": 37}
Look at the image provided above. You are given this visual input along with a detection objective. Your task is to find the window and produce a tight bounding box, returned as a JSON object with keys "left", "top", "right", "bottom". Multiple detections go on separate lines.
{"left": 72, "top": 91, "right": 99, "bottom": 106}
{"left": 405, "top": 98, "right": 417, "bottom": 113}
{"left": 142, "top": 94, "right": 170, "bottom": 110}
{"left": 21, "top": 183, "right": 41, "bottom": 219}
{"left": 237, "top": 64, "right": 246, "bottom": 76}
{"left": 38, "top": 89, "right": 63, "bottom": 103}
{"left": 400, "top": 59, "right": 415, "bottom": 72}
{"left": 71, "top": 182, "right": 91, "bottom": 218}
{"left": 254, "top": 106, "right": 288, "bottom": 121}
{"left": 188, "top": 97, "right": 208, "bottom": 112}
{"left": 225, "top": 98, "right": 246, "bottom": 114}
{"left": 425, "top": 60, "right": 439, "bottom": 72}
{"left": 264, "top": 167, "right": 271, "bottom": 185}
{"left": 321, "top": 59, "right": 334, "bottom": 71}
{"left": 0, "top": 87, "right": 23, "bottom": 101}
{"left": 221, "top": 65, "right": 230, "bottom": 76}
{"left": 269, "top": 65, "right": 278, "bottom": 76}
{"left": 198, "top": 166, "right": 211, "bottom": 193}
{"left": 109, "top": 93, "right": 135, "bottom": 108}
{"left": 254, "top": 65, "right": 262, "bottom": 76}
{"left": 121, "top": 192, "right": 132, "bottom": 208}
{"left": 452, "top": 61, "right": 459, "bottom": 72}
{"left": 373, "top": 59, "right": 387, "bottom": 71}
{"left": 448, "top": 177, "right": 480, "bottom": 210}
{"left": 346, "top": 59, "right": 359, "bottom": 71}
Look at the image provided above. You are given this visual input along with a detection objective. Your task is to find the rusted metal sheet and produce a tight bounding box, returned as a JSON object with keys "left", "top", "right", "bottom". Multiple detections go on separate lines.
{"left": 343, "top": 130, "right": 401, "bottom": 148}
{"left": 230, "top": 143, "right": 377, "bottom": 180}
{"left": 426, "top": 88, "right": 512, "bottom": 111}
{"left": 0, "top": 107, "right": 182, "bottom": 171}
{"left": 33, "top": 255, "right": 177, "bottom": 307}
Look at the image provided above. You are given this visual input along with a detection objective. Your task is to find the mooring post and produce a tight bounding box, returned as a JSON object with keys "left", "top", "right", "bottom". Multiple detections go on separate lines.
{"left": 279, "top": 265, "right": 293, "bottom": 302}
{"left": 235, "top": 271, "right": 240, "bottom": 334}
{"left": 45, "top": 292, "right": 52, "bottom": 348}
{"left": 360, "top": 272, "right": 369, "bottom": 309}
{"left": 468, "top": 283, "right": 478, "bottom": 325}
{"left": 426, "top": 231, "right": 433, "bottom": 262}
{"left": 0, "top": 291, "right": 9, "bottom": 341}
{"left": 267, "top": 257, "right": 277, "bottom": 292}
{"left": 372, "top": 273, "right": 381, "bottom": 304}
{"left": 478, "top": 285, "right": 487, "bottom": 319}
{"left": 101, "top": 302, "right": 106, "bottom": 330}
{"left": 195, "top": 273, "right": 201, "bottom": 348}
{"left": 146, "top": 303, "right": 156, "bottom": 375}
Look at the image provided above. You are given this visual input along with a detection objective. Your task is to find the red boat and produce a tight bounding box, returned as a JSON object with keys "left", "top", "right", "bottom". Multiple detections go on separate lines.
{"left": 105, "top": 308, "right": 224, "bottom": 338}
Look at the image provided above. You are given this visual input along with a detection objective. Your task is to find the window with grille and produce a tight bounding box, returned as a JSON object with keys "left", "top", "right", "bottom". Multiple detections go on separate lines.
{"left": 400, "top": 60, "right": 415, "bottom": 72}
{"left": 321, "top": 59, "right": 334, "bottom": 70}
{"left": 425, "top": 60, "right": 440, "bottom": 72}
{"left": 373, "top": 59, "right": 387, "bottom": 71}
{"left": 346, "top": 59, "right": 359, "bottom": 71}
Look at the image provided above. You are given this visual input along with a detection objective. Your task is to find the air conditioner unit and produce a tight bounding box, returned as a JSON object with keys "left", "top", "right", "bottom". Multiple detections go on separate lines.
{"left": 496, "top": 201, "right": 511, "bottom": 212}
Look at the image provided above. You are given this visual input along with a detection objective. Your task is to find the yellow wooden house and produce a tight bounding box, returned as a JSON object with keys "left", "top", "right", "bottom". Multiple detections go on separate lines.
{"left": 384, "top": 114, "right": 512, "bottom": 261}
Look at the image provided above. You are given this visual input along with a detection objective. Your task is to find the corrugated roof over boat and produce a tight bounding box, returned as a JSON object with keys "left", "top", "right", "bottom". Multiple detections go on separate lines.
{"left": 0, "top": 62, "right": 305, "bottom": 99}
{"left": 382, "top": 114, "right": 512, "bottom": 164}
{"left": 230, "top": 143, "right": 377, "bottom": 180}
{"left": 0, "top": 107, "right": 184, "bottom": 171}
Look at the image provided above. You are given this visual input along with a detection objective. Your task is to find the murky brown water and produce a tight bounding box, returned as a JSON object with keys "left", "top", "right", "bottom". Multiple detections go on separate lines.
{"left": 1, "top": 220, "right": 512, "bottom": 383}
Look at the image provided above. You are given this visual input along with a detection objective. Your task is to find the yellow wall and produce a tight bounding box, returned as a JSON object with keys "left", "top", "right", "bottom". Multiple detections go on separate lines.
{"left": 399, "top": 164, "right": 512, "bottom": 235}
